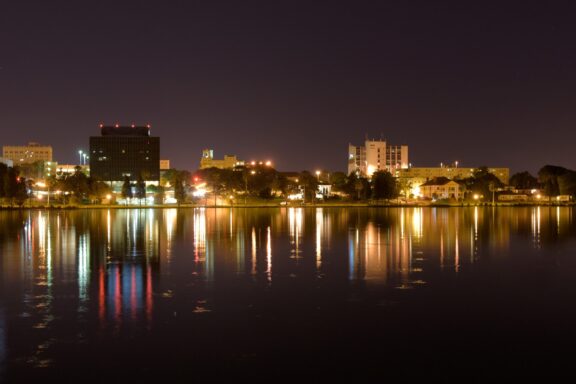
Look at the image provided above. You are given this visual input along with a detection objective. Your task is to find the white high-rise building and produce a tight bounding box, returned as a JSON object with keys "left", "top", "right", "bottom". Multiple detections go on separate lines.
{"left": 348, "top": 139, "right": 408, "bottom": 176}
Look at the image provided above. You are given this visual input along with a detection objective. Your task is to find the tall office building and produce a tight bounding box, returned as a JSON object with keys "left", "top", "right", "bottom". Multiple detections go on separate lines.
{"left": 348, "top": 139, "right": 409, "bottom": 176}
{"left": 89, "top": 124, "right": 160, "bottom": 183}
{"left": 3, "top": 142, "right": 53, "bottom": 165}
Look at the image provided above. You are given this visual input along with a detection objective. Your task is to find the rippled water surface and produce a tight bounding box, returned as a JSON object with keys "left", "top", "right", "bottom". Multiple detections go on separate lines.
{"left": 1, "top": 207, "right": 576, "bottom": 382}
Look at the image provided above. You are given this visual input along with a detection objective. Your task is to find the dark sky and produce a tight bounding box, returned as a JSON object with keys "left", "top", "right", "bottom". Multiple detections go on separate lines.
{"left": 1, "top": 0, "right": 575, "bottom": 174}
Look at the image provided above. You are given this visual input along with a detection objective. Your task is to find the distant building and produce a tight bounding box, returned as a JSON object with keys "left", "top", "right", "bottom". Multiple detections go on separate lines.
{"left": 419, "top": 177, "right": 464, "bottom": 200}
{"left": 199, "top": 149, "right": 244, "bottom": 170}
{"left": 3, "top": 142, "right": 53, "bottom": 165}
{"left": 348, "top": 139, "right": 408, "bottom": 177}
{"left": 56, "top": 164, "right": 89, "bottom": 177}
{"left": 89, "top": 124, "right": 160, "bottom": 183}
{"left": 160, "top": 159, "right": 170, "bottom": 170}
{"left": 0, "top": 157, "right": 13, "bottom": 167}
{"left": 397, "top": 166, "right": 509, "bottom": 185}
{"left": 397, "top": 166, "right": 509, "bottom": 199}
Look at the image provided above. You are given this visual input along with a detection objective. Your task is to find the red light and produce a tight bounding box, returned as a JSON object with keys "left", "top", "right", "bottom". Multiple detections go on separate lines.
{"left": 115, "top": 123, "right": 119, "bottom": 128}
{"left": 99, "top": 123, "right": 103, "bottom": 128}
{"left": 146, "top": 124, "right": 151, "bottom": 128}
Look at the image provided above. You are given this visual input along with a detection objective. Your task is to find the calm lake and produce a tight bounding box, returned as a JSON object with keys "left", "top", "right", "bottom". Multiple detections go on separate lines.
{"left": 1, "top": 207, "right": 576, "bottom": 382}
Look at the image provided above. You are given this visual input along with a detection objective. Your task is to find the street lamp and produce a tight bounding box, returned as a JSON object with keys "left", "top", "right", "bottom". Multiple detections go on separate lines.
{"left": 78, "top": 150, "right": 83, "bottom": 165}
{"left": 315, "top": 170, "right": 321, "bottom": 181}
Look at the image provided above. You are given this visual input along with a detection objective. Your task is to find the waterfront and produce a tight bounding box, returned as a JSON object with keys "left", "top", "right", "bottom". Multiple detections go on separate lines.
{"left": 1, "top": 207, "right": 576, "bottom": 382}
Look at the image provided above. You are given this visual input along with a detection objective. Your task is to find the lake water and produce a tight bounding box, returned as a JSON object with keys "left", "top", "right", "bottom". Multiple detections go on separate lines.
{"left": 1, "top": 207, "right": 576, "bottom": 382}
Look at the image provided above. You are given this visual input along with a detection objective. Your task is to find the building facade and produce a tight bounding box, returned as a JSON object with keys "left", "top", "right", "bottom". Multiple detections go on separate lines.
{"left": 348, "top": 139, "right": 408, "bottom": 176}
{"left": 89, "top": 125, "right": 160, "bottom": 182}
{"left": 419, "top": 178, "right": 463, "bottom": 200}
{"left": 397, "top": 167, "right": 509, "bottom": 185}
{"left": 3, "top": 142, "right": 53, "bottom": 165}
{"left": 0, "top": 157, "right": 14, "bottom": 167}
{"left": 199, "top": 149, "right": 244, "bottom": 169}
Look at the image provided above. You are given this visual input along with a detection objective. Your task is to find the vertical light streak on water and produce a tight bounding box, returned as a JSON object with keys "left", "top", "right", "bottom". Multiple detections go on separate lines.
{"left": 165, "top": 208, "right": 177, "bottom": 261}
{"left": 205, "top": 210, "right": 213, "bottom": 281}
{"left": 266, "top": 226, "right": 272, "bottom": 283}
{"left": 230, "top": 210, "right": 233, "bottom": 239}
{"left": 348, "top": 229, "right": 356, "bottom": 280}
{"left": 131, "top": 210, "right": 139, "bottom": 256}
{"left": 289, "top": 207, "right": 295, "bottom": 255}
{"left": 536, "top": 207, "right": 541, "bottom": 248}
{"left": 412, "top": 207, "right": 423, "bottom": 239}
{"left": 316, "top": 208, "right": 322, "bottom": 269}
{"left": 455, "top": 227, "right": 459, "bottom": 273}
{"left": 400, "top": 208, "right": 405, "bottom": 240}
{"left": 474, "top": 206, "right": 479, "bottom": 241}
{"left": 251, "top": 227, "right": 257, "bottom": 275}
{"left": 107, "top": 210, "right": 111, "bottom": 255}
{"left": 78, "top": 233, "right": 89, "bottom": 304}
{"left": 46, "top": 213, "right": 52, "bottom": 289}
{"left": 440, "top": 231, "right": 444, "bottom": 267}
{"left": 557, "top": 206, "right": 561, "bottom": 235}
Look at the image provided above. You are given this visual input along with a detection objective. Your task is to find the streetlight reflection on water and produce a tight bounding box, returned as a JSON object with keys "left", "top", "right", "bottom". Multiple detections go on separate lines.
{"left": 3, "top": 207, "right": 572, "bottom": 333}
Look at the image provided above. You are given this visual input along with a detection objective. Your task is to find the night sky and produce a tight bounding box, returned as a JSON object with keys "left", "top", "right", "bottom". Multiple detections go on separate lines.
{"left": 1, "top": 0, "right": 575, "bottom": 174}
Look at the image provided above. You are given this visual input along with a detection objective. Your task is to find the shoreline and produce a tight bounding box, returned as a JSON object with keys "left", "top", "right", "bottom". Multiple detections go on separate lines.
{"left": 1, "top": 201, "right": 574, "bottom": 210}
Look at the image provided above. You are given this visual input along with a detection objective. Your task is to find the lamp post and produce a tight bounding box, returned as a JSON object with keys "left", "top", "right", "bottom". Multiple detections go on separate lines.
{"left": 78, "top": 150, "right": 83, "bottom": 165}
{"left": 82, "top": 153, "right": 87, "bottom": 166}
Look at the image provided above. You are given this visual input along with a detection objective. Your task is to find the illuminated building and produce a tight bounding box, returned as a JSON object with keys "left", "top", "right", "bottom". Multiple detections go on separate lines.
{"left": 419, "top": 178, "right": 464, "bottom": 200}
{"left": 199, "top": 149, "right": 244, "bottom": 169}
{"left": 89, "top": 124, "right": 160, "bottom": 184}
{"left": 2, "top": 142, "right": 53, "bottom": 164}
{"left": 160, "top": 159, "right": 170, "bottom": 170}
{"left": 348, "top": 139, "right": 409, "bottom": 176}
{"left": 397, "top": 166, "right": 509, "bottom": 184}
{"left": 0, "top": 157, "right": 13, "bottom": 167}
{"left": 55, "top": 164, "right": 89, "bottom": 177}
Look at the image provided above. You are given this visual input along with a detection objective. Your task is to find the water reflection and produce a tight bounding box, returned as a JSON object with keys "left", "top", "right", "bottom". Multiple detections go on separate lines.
{"left": 1, "top": 207, "right": 576, "bottom": 377}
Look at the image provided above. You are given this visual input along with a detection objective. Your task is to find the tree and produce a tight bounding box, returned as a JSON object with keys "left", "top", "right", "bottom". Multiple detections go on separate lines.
{"left": 4, "top": 167, "right": 19, "bottom": 198}
{"left": 538, "top": 165, "right": 576, "bottom": 197}
{"left": 174, "top": 176, "right": 186, "bottom": 205}
{"left": 135, "top": 174, "right": 146, "bottom": 202}
{"left": 330, "top": 172, "right": 348, "bottom": 193}
{"left": 344, "top": 172, "right": 370, "bottom": 200}
{"left": 15, "top": 177, "right": 29, "bottom": 205}
{"left": 509, "top": 171, "right": 539, "bottom": 190}
{"left": 462, "top": 167, "right": 504, "bottom": 201}
{"left": 121, "top": 176, "right": 133, "bottom": 200}
{"left": 298, "top": 171, "right": 319, "bottom": 202}
{"left": 559, "top": 171, "right": 576, "bottom": 197}
{"left": 88, "top": 179, "right": 112, "bottom": 203}
{"left": 61, "top": 166, "right": 90, "bottom": 199}
{"left": 371, "top": 171, "right": 398, "bottom": 200}
{"left": 148, "top": 185, "right": 165, "bottom": 204}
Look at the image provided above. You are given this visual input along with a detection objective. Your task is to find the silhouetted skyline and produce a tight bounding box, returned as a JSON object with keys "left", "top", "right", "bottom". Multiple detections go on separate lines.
{"left": 1, "top": 0, "right": 575, "bottom": 173}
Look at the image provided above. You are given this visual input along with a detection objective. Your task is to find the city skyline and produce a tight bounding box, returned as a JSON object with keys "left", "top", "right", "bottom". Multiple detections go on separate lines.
{"left": 1, "top": 1, "right": 575, "bottom": 174}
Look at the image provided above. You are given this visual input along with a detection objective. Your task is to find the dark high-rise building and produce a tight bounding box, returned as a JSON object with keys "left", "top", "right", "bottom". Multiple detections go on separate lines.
{"left": 89, "top": 124, "right": 160, "bottom": 182}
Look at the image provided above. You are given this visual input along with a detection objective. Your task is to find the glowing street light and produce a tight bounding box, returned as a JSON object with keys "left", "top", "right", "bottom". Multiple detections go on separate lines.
{"left": 78, "top": 150, "right": 83, "bottom": 165}
{"left": 315, "top": 170, "right": 321, "bottom": 181}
